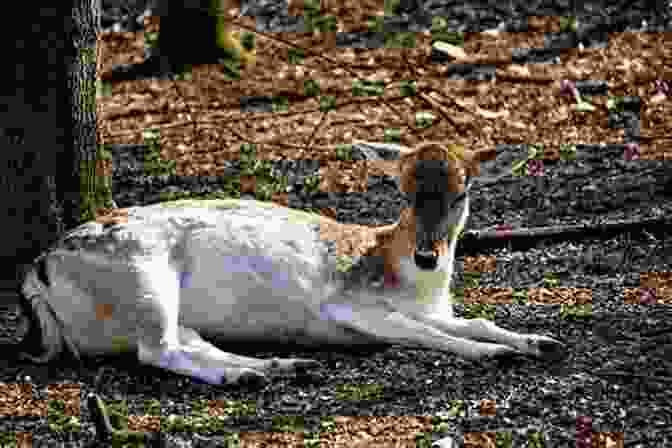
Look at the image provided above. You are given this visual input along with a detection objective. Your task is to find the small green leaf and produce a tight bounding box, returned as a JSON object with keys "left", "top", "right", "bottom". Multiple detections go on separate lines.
{"left": 559, "top": 16, "right": 577, "bottom": 32}
{"left": 559, "top": 143, "right": 577, "bottom": 161}
{"left": 607, "top": 96, "right": 625, "bottom": 111}
{"left": 511, "top": 159, "right": 528, "bottom": 177}
{"left": 575, "top": 98, "right": 595, "bottom": 112}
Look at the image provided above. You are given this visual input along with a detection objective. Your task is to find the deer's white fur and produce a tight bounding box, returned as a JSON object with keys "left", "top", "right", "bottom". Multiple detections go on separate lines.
{"left": 19, "top": 142, "right": 565, "bottom": 385}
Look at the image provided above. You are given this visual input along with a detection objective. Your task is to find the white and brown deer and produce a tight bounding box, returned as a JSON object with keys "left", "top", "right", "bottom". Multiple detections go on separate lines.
{"left": 17, "top": 141, "right": 566, "bottom": 386}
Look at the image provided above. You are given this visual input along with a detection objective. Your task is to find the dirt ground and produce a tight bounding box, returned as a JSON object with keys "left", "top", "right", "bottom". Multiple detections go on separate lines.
{"left": 1, "top": 0, "right": 671, "bottom": 446}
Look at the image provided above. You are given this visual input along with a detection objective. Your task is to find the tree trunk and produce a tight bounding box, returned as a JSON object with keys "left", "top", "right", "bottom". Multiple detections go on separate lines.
{"left": 155, "top": 0, "right": 255, "bottom": 72}
{"left": 0, "top": 0, "right": 108, "bottom": 303}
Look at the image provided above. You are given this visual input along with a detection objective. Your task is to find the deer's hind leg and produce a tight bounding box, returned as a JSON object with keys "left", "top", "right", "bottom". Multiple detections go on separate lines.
{"left": 133, "top": 259, "right": 320, "bottom": 386}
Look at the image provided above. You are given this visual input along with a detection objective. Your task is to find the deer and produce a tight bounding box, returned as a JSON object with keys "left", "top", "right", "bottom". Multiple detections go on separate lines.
{"left": 16, "top": 141, "right": 566, "bottom": 387}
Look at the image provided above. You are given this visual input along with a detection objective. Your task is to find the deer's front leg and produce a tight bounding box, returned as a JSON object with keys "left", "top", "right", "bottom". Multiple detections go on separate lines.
{"left": 418, "top": 312, "right": 567, "bottom": 362}
{"left": 330, "top": 304, "right": 522, "bottom": 361}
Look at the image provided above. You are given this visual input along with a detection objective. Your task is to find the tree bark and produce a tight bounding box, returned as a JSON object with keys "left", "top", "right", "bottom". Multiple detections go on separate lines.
{"left": 104, "top": 0, "right": 255, "bottom": 81}
{"left": 0, "top": 0, "right": 110, "bottom": 297}
{"left": 155, "top": 0, "right": 255, "bottom": 71}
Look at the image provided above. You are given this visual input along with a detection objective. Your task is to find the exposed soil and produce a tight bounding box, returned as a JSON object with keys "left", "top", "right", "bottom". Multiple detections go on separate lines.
{"left": 1, "top": 0, "right": 672, "bottom": 446}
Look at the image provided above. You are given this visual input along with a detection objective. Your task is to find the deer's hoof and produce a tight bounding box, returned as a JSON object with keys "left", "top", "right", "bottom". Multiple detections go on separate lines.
{"left": 267, "top": 357, "right": 323, "bottom": 374}
{"left": 532, "top": 335, "right": 568, "bottom": 361}
{"left": 235, "top": 369, "right": 268, "bottom": 387}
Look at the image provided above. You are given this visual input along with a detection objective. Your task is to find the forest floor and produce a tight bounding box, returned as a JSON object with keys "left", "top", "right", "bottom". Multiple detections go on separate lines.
{"left": 1, "top": 0, "right": 672, "bottom": 446}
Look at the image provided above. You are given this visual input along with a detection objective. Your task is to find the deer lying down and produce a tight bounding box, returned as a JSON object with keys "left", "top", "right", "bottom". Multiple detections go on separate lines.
{"left": 17, "top": 142, "right": 566, "bottom": 386}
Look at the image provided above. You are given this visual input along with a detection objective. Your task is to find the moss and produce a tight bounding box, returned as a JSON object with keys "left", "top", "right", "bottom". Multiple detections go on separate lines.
{"left": 78, "top": 144, "right": 116, "bottom": 223}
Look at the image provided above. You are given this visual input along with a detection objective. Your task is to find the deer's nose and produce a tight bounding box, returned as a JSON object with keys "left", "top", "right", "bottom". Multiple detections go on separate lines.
{"left": 414, "top": 249, "right": 438, "bottom": 271}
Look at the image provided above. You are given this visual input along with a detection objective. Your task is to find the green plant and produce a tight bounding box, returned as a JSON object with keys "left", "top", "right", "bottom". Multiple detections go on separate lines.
{"left": 239, "top": 31, "right": 255, "bottom": 51}
{"left": 0, "top": 432, "right": 16, "bottom": 448}
{"left": 335, "top": 383, "right": 384, "bottom": 401}
{"left": 304, "top": 79, "right": 320, "bottom": 96}
{"left": 352, "top": 79, "right": 385, "bottom": 96}
{"left": 559, "top": 143, "right": 577, "bottom": 161}
{"left": 463, "top": 303, "right": 496, "bottom": 320}
{"left": 431, "top": 16, "right": 465, "bottom": 47}
{"left": 495, "top": 431, "right": 513, "bottom": 448}
{"left": 436, "top": 400, "right": 466, "bottom": 418}
{"left": 144, "top": 31, "right": 159, "bottom": 50}
{"left": 559, "top": 80, "right": 595, "bottom": 112}
{"left": 528, "top": 431, "right": 547, "bottom": 448}
{"left": 319, "top": 95, "right": 337, "bottom": 112}
{"left": 606, "top": 95, "right": 625, "bottom": 112}
{"left": 303, "top": 174, "right": 320, "bottom": 193}
{"left": 559, "top": 16, "right": 578, "bottom": 33}
{"left": 141, "top": 128, "right": 177, "bottom": 177}
{"left": 399, "top": 80, "right": 417, "bottom": 97}
{"left": 385, "top": 32, "right": 415, "bottom": 48}
{"left": 512, "top": 144, "right": 545, "bottom": 177}
{"left": 512, "top": 288, "right": 528, "bottom": 304}
{"left": 415, "top": 111, "right": 435, "bottom": 129}
{"left": 272, "top": 96, "right": 289, "bottom": 112}
{"left": 237, "top": 143, "right": 291, "bottom": 200}
{"left": 543, "top": 272, "right": 560, "bottom": 288}
{"left": 335, "top": 143, "right": 353, "bottom": 160}
{"left": 366, "top": 15, "right": 385, "bottom": 33}
{"left": 271, "top": 415, "right": 305, "bottom": 432}
{"left": 302, "top": 0, "right": 337, "bottom": 34}
{"left": 384, "top": 128, "right": 401, "bottom": 142}
{"left": 560, "top": 303, "right": 591, "bottom": 321}
{"left": 48, "top": 400, "right": 81, "bottom": 433}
